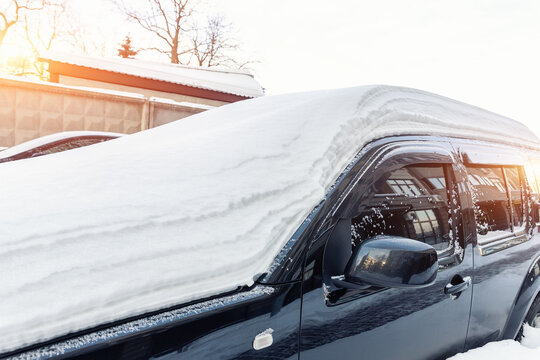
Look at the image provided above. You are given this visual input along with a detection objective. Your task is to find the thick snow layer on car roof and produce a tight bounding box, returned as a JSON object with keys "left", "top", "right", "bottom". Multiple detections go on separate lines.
{"left": 40, "top": 52, "right": 264, "bottom": 98}
{"left": 0, "top": 85, "right": 538, "bottom": 353}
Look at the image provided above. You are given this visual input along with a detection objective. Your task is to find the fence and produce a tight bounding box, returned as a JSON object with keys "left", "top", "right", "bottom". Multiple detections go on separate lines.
{"left": 0, "top": 75, "right": 211, "bottom": 147}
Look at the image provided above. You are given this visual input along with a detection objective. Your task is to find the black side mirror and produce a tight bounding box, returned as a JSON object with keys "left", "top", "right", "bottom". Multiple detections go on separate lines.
{"left": 323, "top": 220, "right": 439, "bottom": 296}
{"left": 344, "top": 235, "right": 438, "bottom": 288}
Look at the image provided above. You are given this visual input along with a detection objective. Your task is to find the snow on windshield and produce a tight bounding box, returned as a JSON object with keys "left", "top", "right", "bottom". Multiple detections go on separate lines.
{"left": 0, "top": 85, "right": 538, "bottom": 353}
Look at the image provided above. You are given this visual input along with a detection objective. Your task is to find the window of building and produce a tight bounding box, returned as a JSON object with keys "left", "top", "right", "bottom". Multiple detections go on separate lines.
{"left": 428, "top": 177, "right": 446, "bottom": 189}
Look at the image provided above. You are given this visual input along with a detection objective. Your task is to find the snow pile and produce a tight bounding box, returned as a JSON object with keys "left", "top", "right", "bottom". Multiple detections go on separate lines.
{"left": 1, "top": 85, "right": 539, "bottom": 353}
{"left": 448, "top": 325, "right": 540, "bottom": 359}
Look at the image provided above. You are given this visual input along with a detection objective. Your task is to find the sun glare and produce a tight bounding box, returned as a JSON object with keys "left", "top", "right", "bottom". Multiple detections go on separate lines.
{"left": 525, "top": 160, "right": 540, "bottom": 193}
{"left": 0, "top": 39, "right": 38, "bottom": 77}
{"left": 0, "top": 40, "right": 31, "bottom": 58}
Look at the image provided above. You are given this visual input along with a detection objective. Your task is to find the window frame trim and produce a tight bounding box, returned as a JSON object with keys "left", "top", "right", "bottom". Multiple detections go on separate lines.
{"left": 332, "top": 142, "right": 464, "bottom": 259}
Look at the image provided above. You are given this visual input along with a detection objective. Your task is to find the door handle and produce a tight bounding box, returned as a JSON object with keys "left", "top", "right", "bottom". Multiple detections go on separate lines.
{"left": 444, "top": 275, "right": 471, "bottom": 300}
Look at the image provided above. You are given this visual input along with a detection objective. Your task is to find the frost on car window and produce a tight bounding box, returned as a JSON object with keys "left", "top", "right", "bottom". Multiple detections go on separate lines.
{"left": 350, "top": 165, "right": 452, "bottom": 252}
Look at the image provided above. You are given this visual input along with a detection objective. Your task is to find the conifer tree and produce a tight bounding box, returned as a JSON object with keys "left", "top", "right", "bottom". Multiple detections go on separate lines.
{"left": 117, "top": 35, "right": 138, "bottom": 58}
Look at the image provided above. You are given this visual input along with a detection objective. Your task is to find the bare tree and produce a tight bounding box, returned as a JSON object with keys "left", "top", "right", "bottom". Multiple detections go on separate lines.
{"left": 114, "top": 0, "right": 252, "bottom": 69}
{"left": 114, "top": 0, "right": 193, "bottom": 64}
{"left": 23, "top": 1, "right": 64, "bottom": 78}
{"left": 61, "top": 24, "right": 110, "bottom": 58}
{"left": 0, "top": 0, "right": 45, "bottom": 48}
{"left": 191, "top": 15, "right": 238, "bottom": 68}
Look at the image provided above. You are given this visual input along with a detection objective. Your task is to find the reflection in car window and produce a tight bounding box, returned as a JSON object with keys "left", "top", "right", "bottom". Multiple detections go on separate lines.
{"left": 466, "top": 167, "right": 512, "bottom": 243}
{"left": 351, "top": 165, "right": 453, "bottom": 252}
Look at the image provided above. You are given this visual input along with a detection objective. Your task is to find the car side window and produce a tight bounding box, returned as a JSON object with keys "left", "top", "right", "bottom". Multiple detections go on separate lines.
{"left": 466, "top": 167, "right": 511, "bottom": 242}
{"left": 351, "top": 164, "right": 453, "bottom": 253}
{"left": 466, "top": 166, "right": 526, "bottom": 243}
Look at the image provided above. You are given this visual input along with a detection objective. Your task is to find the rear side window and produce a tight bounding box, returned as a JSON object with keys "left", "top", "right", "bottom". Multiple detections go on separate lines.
{"left": 466, "top": 166, "right": 526, "bottom": 244}
{"left": 351, "top": 164, "right": 454, "bottom": 252}
{"left": 466, "top": 167, "right": 511, "bottom": 241}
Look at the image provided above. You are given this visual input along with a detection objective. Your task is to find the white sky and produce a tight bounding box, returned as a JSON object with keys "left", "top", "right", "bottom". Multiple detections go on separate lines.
{"left": 6, "top": 0, "right": 540, "bottom": 136}
{"left": 214, "top": 0, "right": 540, "bottom": 136}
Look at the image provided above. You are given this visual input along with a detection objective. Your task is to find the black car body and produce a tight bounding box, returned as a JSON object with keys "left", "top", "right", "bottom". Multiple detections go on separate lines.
{"left": 3, "top": 86, "right": 540, "bottom": 360}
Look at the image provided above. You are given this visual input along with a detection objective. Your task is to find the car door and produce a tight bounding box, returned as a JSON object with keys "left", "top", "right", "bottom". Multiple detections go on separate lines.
{"left": 299, "top": 141, "right": 473, "bottom": 360}
{"left": 457, "top": 142, "right": 540, "bottom": 348}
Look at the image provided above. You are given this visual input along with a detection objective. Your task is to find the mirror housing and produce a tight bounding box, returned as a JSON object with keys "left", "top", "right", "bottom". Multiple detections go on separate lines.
{"left": 345, "top": 235, "right": 438, "bottom": 288}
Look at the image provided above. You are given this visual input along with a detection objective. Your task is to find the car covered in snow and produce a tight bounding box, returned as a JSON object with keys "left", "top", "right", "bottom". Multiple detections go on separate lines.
{"left": 2, "top": 86, "right": 540, "bottom": 360}
{"left": 0, "top": 131, "right": 123, "bottom": 163}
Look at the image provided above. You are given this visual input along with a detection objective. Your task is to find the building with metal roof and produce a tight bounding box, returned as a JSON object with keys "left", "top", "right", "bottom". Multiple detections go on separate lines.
{"left": 39, "top": 52, "right": 264, "bottom": 107}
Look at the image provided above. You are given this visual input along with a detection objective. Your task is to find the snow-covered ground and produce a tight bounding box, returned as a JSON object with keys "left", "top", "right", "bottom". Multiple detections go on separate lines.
{"left": 1, "top": 85, "right": 539, "bottom": 353}
{"left": 448, "top": 325, "right": 540, "bottom": 359}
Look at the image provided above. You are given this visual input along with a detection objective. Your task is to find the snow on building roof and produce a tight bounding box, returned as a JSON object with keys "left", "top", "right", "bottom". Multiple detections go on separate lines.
{"left": 0, "top": 85, "right": 538, "bottom": 354}
{"left": 40, "top": 52, "right": 264, "bottom": 98}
